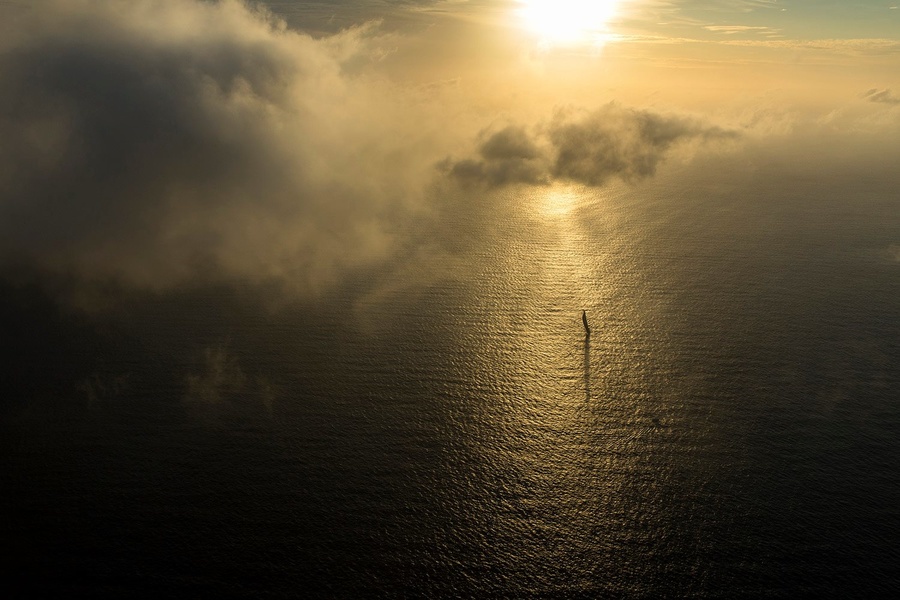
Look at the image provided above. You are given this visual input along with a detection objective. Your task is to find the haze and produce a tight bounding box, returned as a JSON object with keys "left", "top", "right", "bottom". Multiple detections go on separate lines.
{"left": 2, "top": 1, "right": 899, "bottom": 597}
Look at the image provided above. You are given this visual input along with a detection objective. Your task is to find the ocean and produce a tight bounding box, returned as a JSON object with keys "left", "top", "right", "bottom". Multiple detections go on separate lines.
{"left": 3, "top": 168, "right": 900, "bottom": 597}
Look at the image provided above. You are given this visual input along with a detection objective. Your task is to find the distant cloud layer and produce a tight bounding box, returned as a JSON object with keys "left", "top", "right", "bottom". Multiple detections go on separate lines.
{"left": 442, "top": 104, "right": 738, "bottom": 188}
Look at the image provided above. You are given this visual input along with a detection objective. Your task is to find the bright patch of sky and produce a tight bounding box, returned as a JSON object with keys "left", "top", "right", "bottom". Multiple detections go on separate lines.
{"left": 261, "top": 1, "right": 900, "bottom": 41}
{"left": 659, "top": 1, "right": 900, "bottom": 40}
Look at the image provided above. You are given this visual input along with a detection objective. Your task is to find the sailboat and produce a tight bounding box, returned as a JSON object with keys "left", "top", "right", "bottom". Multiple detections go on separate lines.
{"left": 582, "top": 310, "right": 591, "bottom": 335}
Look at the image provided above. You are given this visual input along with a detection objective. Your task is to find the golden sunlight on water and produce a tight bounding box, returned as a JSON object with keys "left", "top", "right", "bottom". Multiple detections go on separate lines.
{"left": 537, "top": 186, "right": 579, "bottom": 218}
{"left": 439, "top": 185, "right": 689, "bottom": 579}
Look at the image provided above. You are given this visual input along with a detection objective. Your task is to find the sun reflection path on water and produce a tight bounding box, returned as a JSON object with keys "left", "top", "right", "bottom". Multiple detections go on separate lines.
{"left": 434, "top": 183, "right": 690, "bottom": 588}
{"left": 538, "top": 186, "right": 580, "bottom": 218}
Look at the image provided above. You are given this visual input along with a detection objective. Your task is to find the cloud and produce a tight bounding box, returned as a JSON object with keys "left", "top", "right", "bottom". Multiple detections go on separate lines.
{"left": 704, "top": 25, "right": 781, "bottom": 38}
{"left": 442, "top": 104, "right": 738, "bottom": 188}
{"left": 183, "top": 344, "right": 278, "bottom": 421}
{"left": 442, "top": 125, "right": 549, "bottom": 186}
{"left": 185, "top": 346, "right": 247, "bottom": 406}
{"left": 0, "top": 0, "right": 744, "bottom": 301}
{"left": 708, "top": 38, "right": 900, "bottom": 55}
{"left": 862, "top": 88, "right": 900, "bottom": 105}
{"left": 0, "top": 0, "right": 438, "bottom": 296}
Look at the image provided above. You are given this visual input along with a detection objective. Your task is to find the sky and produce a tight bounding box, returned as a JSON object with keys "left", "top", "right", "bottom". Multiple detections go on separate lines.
{"left": 0, "top": 0, "right": 898, "bottom": 302}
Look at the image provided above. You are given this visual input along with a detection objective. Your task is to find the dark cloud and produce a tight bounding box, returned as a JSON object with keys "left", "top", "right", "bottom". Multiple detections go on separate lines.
{"left": 442, "top": 104, "right": 739, "bottom": 188}
{"left": 444, "top": 125, "right": 548, "bottom": 186}
{"left": 862, "top": 88, "right": 900, "bottom": 105}
{"left": 0, "top": 0, "right": 433, "bottom": 295}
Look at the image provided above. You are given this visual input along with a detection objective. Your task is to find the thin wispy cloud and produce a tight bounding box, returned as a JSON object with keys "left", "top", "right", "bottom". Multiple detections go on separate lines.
{"left": 618, "top": 0, "right": 900, "bottom": 46}
{"left": 645, "top": 0, "right": 780, "bottom": 12}
{"left": 862, "top": 88, "right": 900, "bottom": 105}
{"left": 704, "top": 25, "right": 782, "bottom": 37}
{"left": 712, "top": 38, "right": 900, "bottom": 54}
{"left": 620, "top": 35, "right": 900, "bottom": 56}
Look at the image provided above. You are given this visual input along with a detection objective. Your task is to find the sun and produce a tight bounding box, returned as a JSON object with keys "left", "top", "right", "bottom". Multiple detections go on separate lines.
{"left": 517, "top": 0, "right": 620, "bottom": 45}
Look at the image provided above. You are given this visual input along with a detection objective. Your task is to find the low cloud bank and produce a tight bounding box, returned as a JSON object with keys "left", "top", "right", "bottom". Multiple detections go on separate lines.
{"left": 442, "top": 104, "right": 738, "bottom": 188}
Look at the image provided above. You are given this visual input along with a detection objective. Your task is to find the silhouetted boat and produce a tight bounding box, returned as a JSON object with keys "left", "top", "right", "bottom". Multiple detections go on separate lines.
{"left": 582, "top": 310, "right": 591, "bottom": 335}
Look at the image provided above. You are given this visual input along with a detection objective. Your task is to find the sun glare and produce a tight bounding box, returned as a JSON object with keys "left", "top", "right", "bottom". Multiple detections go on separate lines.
{"left": 538, "top": 187, "right": 580, "bottom": 218}
{"left": 517, "top": 0, "right": 619, "bottom": 45}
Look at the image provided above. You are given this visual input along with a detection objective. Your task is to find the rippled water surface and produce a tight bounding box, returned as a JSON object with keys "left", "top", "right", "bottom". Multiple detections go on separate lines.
{"left": 4, "top": 175, "right": 900, "bottom": 596}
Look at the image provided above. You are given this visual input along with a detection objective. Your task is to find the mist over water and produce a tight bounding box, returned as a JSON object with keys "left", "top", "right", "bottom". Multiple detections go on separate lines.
{"left": 4, "top": 167, "right": 900, "bottom": 596}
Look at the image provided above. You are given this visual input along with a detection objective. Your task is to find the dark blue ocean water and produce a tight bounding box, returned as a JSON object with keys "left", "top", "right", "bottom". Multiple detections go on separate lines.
{"left": 3, "top": 170, "right": 900, "bottom": 597}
